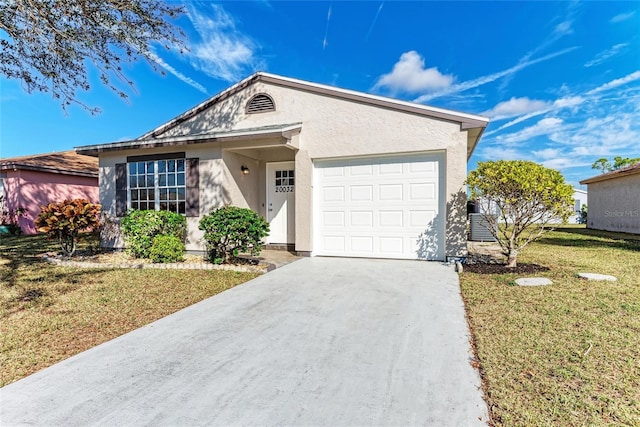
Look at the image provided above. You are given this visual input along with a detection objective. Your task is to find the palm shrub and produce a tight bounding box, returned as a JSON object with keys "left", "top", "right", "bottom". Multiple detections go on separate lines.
{"left": 34, "top": 199, "right": 102, "bottom": 256}
{"left": 199, "top": 206, "right": 270, "bottom": 264}
{"left": 120, "top": 210, "right": 186, "bottom": 259}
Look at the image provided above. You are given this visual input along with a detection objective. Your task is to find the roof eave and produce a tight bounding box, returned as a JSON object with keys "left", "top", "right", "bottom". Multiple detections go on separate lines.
{"left": 0, "top": 162, "right": 98, "bottom": 178}
{"left": 76, "top": 124, "right": 303, "bottom": 156}
{"left": 580, "top": 168, "right": 640, "bottom": 184}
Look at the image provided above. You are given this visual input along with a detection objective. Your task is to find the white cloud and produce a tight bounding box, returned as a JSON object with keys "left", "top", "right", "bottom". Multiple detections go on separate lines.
{"left": 323, "top": 3, "right": 332, "bottom": 51}
{"left": 148, "top": 50, "right": 208, "bottom": 94}
{"left": 373, "top": 51, "right": 454, "bottom": 95}
{"left": 610, "top": 11, "right": 635, "bottom": 23}
{"left": 478, "top": 146, "right": 524, "bottom": 161}
{"left": 541, "top": 158, "right": 590, "bottom": 170}
{"left": 587, "top": 71, "right": 640, "bottom": 95}
{"left": 497, "top": 117, "right": 565, "bottom": 144}
{"left": 484, "top": 96, "right": 584, "bottom": 136}
{"left": 414, "top": 47, "right": 578, "bottom": 103}
{"left": 186, "top": 4, "right": 261, "bottom": 82}
{"left": 482, "top": 97, "right": 551, "bottom": 121}
{"left": 554, "top": 20, "right": 574, "bottom": 35}
{"left": 533, "top": 148, "right": 561, "bottom": 160}
{"left": 584, "top": 43, "right": 629, "bottom": 67}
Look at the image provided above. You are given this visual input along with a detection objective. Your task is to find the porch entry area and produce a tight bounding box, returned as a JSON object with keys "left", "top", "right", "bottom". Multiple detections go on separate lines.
{"left": 266, "top": 161, "right": 295, "bottom": 244}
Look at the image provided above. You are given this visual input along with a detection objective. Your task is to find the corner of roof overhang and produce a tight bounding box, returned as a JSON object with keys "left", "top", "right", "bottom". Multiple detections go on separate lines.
{"left": 464, "top": 123, "right": 488, "bottom": 161}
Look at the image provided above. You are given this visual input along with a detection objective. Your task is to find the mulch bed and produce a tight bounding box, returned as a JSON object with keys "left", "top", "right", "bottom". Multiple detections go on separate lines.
{"left": 464, "top": 263, "right": 550, "bottom": 275}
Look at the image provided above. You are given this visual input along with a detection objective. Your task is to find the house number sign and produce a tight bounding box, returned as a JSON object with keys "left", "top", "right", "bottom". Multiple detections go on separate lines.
{"left": 275, "top": 170, "right": 294, "bottom": 193}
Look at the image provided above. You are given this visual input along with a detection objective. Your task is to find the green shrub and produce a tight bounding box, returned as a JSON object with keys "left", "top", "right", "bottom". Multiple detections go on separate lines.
{"left": 120, "top": 210, "right": 186, "bottom": 258}
{"left": 149, "top": 234, "right": 184, "bottom": 263}
{"left": 34, "top": 199, "right": 101, "bottom": 257}
{"left": 199, "top": 206, "right": 269, "bottom": 264}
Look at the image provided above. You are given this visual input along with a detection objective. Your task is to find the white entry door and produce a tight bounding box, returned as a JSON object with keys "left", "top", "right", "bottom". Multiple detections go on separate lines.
{"left": 266, "top": 161, "right": 295, "bottom": 244}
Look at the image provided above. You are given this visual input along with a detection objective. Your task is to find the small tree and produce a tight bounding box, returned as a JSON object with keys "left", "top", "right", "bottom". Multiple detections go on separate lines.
{"left": 467, "top": 160, "right": 574, "bottom": 268}
{"left": 199, "top": 206, "right": 270, "bottom": 264}
{"left": 591, "top": 156, "right": 640, "bottom": 173}
{"left": 35, "top": 199, "right": 102, "bottom": 256}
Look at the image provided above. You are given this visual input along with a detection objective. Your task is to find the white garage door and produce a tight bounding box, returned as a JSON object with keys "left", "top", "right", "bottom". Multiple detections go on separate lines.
{"left": 314, "top": 153, "right": 445, "bottom": 260}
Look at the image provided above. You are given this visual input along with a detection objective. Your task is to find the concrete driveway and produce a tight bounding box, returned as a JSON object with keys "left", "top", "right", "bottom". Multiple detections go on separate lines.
{"left": 0, "top": 257, "right": 488, "bottom": 426}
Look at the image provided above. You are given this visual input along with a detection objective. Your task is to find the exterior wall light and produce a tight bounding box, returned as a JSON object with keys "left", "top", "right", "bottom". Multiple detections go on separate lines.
{"left": 241, "top": 165, "right": 250, "bottom": 175}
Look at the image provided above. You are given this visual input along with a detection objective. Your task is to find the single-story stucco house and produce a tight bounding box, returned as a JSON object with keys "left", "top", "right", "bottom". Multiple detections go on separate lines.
{"left": 570, "top": 188, "right": 588, "bottom": 224}
{"left": 579, "top": 163, "right": 640, "bottom": 234}
{"left": 76, "top": 72, "right": 489, "bottom": 260}
{"left": 0, "top": 151, "right": 99, "bottom": 234}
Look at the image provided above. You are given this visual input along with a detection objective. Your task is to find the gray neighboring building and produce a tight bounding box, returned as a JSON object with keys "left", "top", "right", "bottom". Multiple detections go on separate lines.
{"left": 579, "top": 163, "right": 640, "bottom": 234}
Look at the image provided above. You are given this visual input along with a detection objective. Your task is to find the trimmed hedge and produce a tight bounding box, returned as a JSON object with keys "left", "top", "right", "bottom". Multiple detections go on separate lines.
{"left": 149, "top": 234, "right": 184, "bottom": 263}
{"left": 120, "top": 210, "right": 186, "bottom": 259}
{"left": 199, "top": 206, "right": 269, "bottom": 264}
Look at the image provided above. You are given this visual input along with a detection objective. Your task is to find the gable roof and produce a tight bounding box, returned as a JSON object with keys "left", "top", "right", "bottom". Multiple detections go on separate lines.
{"left": 0, "top": 151, "right": 98, "bottom": 178}
{"left": 580, "top": 162, "right": 640, "bottom": 185}
{"left": 75, "top": 72, "right": 489, "bottom": 159}
{"left": 141, "top": 72, "right": 488, "bottom": 139}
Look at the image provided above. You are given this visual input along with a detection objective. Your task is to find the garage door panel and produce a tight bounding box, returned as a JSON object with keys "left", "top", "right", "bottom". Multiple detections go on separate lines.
{"left": 315, "top": 154, "right": 444, "bottom": 260}
{"left": 323, "top": 211, "right": 345, "bottom": 226}
{"left": 379, "top": 210, "right": 403, "bottom": 227}
{"left": 379, "top": 184, "right": 404, "bottom": 201}
{"left": 323, "top": 186, "right": 345, "bottom": 201}
{"left": 350, "top": 185, "right": 373, "bottom": 201}
{"left": 410, "top": 182, "right": 436, "bottom": 200}
{"left": 351, "top": 211, "right": 373, "bottom": 227}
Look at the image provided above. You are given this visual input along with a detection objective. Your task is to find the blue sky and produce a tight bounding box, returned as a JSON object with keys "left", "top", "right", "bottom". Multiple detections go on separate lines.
{"left": 1, "top": 1, "right": 639, "bottom": 187}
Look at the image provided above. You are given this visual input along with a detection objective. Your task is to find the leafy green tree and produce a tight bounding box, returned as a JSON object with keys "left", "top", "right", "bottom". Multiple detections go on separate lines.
{"left": 591, "top": 158, "right": 612, "bottom": 174}
{"left": 591, "top": 156, "right": 640, "bottom": 173}
{"left": 612, "top": 156, "right": 640, "bottom": 170}
{"left": 0, "top": 0, "right": 184, "bottom": 113}
{"left": 467, "top": 160, "right": 574, "bottom": 268}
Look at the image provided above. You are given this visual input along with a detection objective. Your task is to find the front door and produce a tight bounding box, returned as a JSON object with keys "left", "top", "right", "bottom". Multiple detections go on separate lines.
{"left": 266, "top": 162, "right": 295, "bottom": 244}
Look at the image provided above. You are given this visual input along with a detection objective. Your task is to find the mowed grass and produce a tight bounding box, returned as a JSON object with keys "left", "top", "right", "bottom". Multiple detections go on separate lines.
{"left": 461, "top": 226, "right": 640, "bottom": 426}
{"left": 0, "top": 234, "right": 259, "bottom": 387}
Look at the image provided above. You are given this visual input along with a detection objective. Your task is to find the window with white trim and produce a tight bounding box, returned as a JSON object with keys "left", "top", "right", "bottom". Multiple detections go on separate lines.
{"left": 128, "top": 158, "right": 186, "bottom": 214}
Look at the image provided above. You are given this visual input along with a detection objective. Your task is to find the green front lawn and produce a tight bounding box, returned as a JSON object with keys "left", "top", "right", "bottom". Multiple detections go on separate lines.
{"left": 0, "top": 234, "right": 258, "bottom": 387}
{"left": 461, "top": 226, "right": 640, "bottom": 426}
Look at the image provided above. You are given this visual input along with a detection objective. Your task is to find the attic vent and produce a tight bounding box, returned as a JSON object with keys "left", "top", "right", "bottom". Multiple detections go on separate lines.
{"left": 246, "top": 93, "right": 275, "bottom": 114}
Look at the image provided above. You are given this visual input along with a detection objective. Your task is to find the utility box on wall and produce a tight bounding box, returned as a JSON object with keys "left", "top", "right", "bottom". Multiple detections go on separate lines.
{"left": 469, "top": 213, "right": 497, "bottom": 242}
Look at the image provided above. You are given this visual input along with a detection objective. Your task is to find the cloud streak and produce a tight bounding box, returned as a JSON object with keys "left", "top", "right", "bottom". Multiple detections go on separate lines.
{"left": 586, "top": 70, "right": 640, "bottom": 95}
{"left": 323, "top": 3, "right": 332, "bottom": 51}
{"left": 610, "top": 11, "right": 635, "bottom": 23}
{"left": 185, "top": 3, "right": 261, "bottom": 82}
{"left": 148, "top": 50, "right": 208, "bottom": 94}
{"left": 584, "top": 43, "right": 629, "bottom": 67}
{"left": 365, "top": 2, "right": 384, "bottom": 42}
{"left": 413, "top": 47, "right": 579, "bottom": 103}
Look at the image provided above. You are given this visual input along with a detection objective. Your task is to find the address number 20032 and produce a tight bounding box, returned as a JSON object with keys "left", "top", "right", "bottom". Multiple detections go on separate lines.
{"left": 275, "top": 186, "right": 294, "bottom": 193}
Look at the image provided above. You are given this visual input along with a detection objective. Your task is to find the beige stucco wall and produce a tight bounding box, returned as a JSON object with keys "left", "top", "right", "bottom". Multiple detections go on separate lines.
{"left": 586, "top": 174, "right": 640, "bottom": 234}
{"left": 102, "top": 81, "right": 473, "bottom": 257}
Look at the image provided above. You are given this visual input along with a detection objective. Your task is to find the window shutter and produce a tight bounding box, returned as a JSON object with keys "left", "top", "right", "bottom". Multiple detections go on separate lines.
{"left": 115, "top": 163, "right": 127, "bottom": 217}
{"left": 186, "top": 158, "right": 199, "bottom": 217}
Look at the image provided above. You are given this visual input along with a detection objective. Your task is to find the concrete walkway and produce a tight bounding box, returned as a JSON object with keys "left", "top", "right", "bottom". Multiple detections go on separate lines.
{"left": 0, "top": 258, "right": 488, "bottom": 426}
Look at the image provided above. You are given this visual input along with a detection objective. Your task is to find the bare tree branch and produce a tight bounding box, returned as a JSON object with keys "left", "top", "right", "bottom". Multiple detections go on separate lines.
{"left": 0, "top": 0, "right": 185, "bottom": 113}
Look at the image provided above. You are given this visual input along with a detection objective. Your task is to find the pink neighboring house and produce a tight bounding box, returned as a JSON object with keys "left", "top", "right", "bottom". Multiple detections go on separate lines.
{"left": 0, "top": 151, "right": 99, "bottom": 234}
